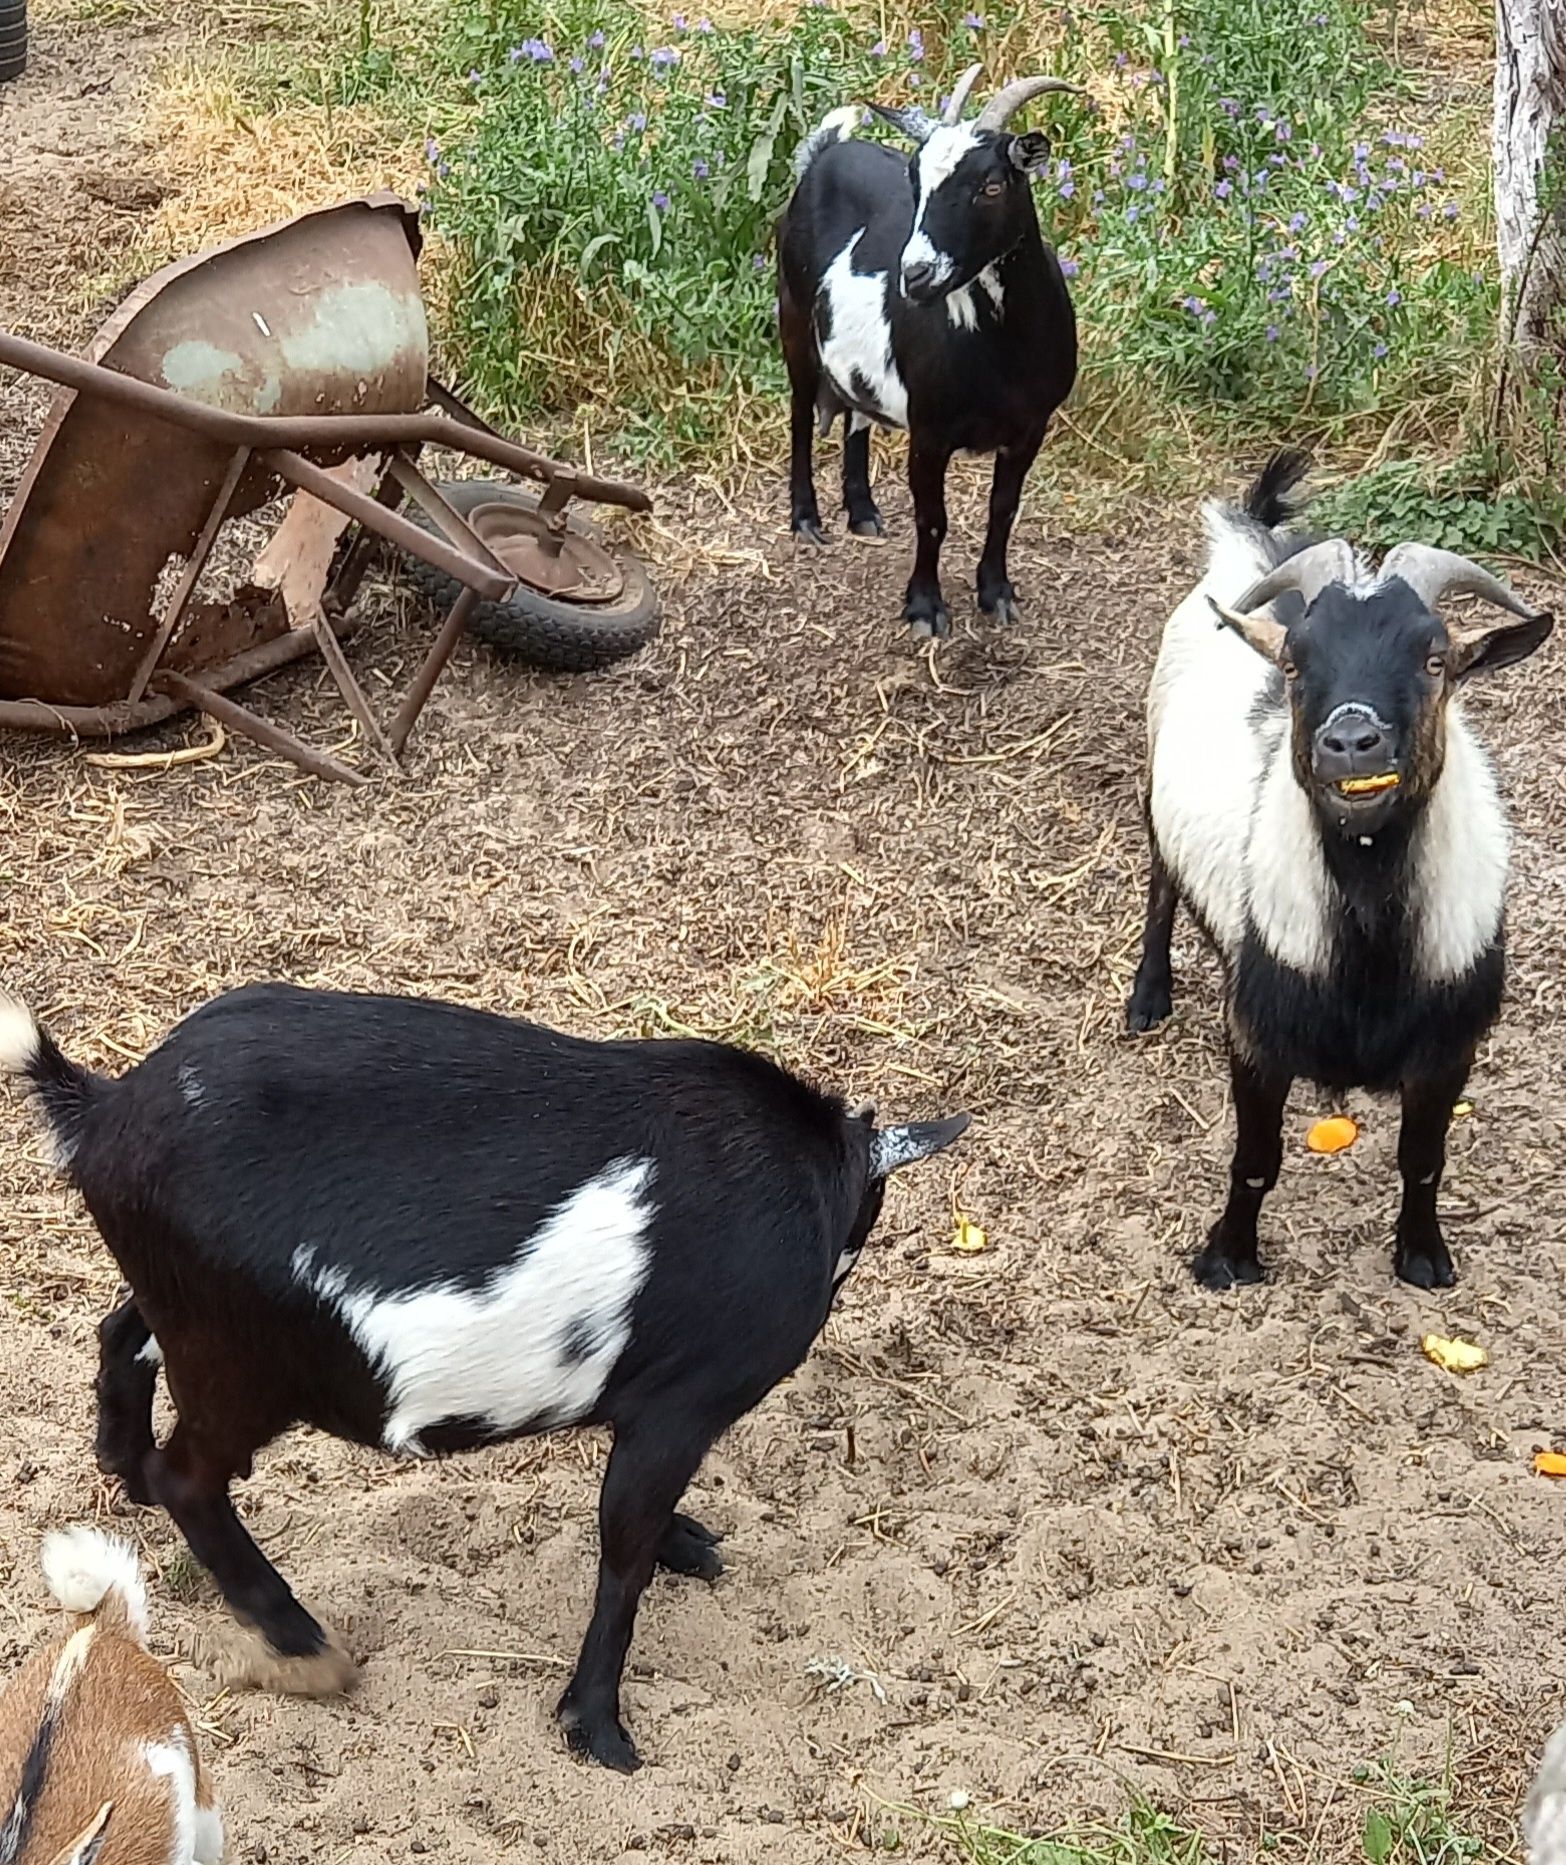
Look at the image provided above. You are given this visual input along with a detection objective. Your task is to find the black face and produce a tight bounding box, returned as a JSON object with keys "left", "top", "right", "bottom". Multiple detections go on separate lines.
{"left": 899, "top": 128, "right": 1050, "bottom": 304}
{"left": 1281, "top": 582, "right": 1450, "bottom": 837}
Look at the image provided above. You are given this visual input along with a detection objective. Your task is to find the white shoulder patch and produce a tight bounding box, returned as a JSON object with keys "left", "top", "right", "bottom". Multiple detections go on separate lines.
{"left": 141, "top": 1731, "right": 197, "bottom": 1865}
{"left": 1412, "top": 706, "right": 1509, "bottom": 983}
{"left": 1244, "top": 747, "right": 1335, "bottom": 976}
{"left": 296, "top": 1157, "right": 657, "bottom": 1455}
{"left": 818, "top": 232, "right": 909, "bottom": 428}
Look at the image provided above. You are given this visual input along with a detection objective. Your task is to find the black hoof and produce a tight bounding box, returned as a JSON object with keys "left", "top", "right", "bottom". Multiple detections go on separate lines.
{"left": 792, "top": 516, "right": 830, "bottom": 549}
{"left": 1193, "top": 1236, "right": 1263, "bottom": 1290}
{"left": 979, "top": 584, "right": 1021, "bottom": 625}
{"left": 1395, "top": 1244, "right": 1457, "bottom": 1290}
{"left": 559, "top": 1700, "right": 642, "bottom": 1774}
{"left": 97, "top": 1448, "right": 155, "bottom": 1506}
{"left": 657, "top": 1512, "right": 724, "bottom": 1581}
{"left": 905, "top": 597, "right": 951, "bottom": 639}
{"left": 848, "top": 512, "right": 885, "bottom": 539}
{"left": 1125, "top": 980, "right": 1173, "bottom": 1033}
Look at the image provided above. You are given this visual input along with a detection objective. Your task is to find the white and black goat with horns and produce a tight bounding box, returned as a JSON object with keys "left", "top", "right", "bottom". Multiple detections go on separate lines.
{"left": 1127, "top": 451, "right": 1552, "bottom": 1291}
{"left": 778, "top": 68, "right": 1082, "bottom": 636}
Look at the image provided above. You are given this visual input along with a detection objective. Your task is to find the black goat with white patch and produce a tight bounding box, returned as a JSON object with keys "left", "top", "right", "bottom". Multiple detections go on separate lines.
{"left": 1127, "top": 453, "right": 1552, "bottom": 1290}
{"left": 778, "top": 69, "right": 1081, "bottom": 635}
{"left": 0, "top": 983, "right": 967, "bottom": 1774}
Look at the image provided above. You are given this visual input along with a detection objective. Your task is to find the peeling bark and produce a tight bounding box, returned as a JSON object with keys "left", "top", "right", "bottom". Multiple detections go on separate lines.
{"left": 1495, "top": 0, "right": 1566, "bottom": 349}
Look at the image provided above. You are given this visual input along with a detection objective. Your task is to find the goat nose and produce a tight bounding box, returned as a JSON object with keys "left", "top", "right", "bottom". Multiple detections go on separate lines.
{"left": 1314, "top": 707, "right": 1394, "bottom": 785}
{"left": 902, "top": 260, "right": 937, "bottom": 298}
{"left": 1320, "top": 715, "right": 1385, "bottom": 758}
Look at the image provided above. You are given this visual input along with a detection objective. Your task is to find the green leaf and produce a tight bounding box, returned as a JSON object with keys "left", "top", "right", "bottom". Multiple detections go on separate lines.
{"left": 581, "top": 231, "right": 621, "bottom": 271}
{"left": 1363, "top": 1807, "right": 1396, "bottom": 1864}
{"left": 646, "top": 198, "right": 663, "bottom": 260}
{"left": 747, "top": 88, "right": 790, "bottom": 203}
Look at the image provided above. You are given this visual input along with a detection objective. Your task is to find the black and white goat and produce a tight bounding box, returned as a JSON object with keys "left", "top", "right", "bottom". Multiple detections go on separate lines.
{"left": 0, "top": 984, "right": 967, "bottom": 1774}
{"left": 778, "top": 68, "right": 1081, "bottom": 635}
{"left": 1127, "top": 452, "right": 1552, "bottom": 1290}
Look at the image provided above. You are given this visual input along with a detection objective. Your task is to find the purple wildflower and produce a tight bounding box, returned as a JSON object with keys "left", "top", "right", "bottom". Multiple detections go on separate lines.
{"left": 693, "top": 157, "right": 709, "bottom": 178}
{"left": 1310, "top": 258, "right": 1329, "bottom": 279}
{"left": 425, "top": 137, "right": 441, "bottom": 162}
{"left": 1060, "top": 256, "right": 1080, "bottom": 277}
{"left": 697, "top": 16, "right": 714, "bottom": 30}
{"left": 963, "top": 10, "right": 984, "bottom": 26}
{"left": 1115, "top": 50, "right": 1128, "bottom": 67}
{"left": 467, "top": 68, "right": 482, "bottom": 83}
{"left": 1177, "top": 31, "right": 1190, "bottom": 46}
{"left": 869, "top": 38, "right": 886, "bottom": 55}
{"left": 705, "top": 89, "right": 727, "bottom": 107}
{"left": 753, "top": 252, "right": 767, "bottom": 270}
{"left": 570, "top": 54, "right": 584, "bottom": 71}
{"left": 1373, "top": 340, "right": 1388, "bottom": 359}
{"left": 1126, "top": 202, "right": 1140, "bottom": 221}
{"left": 1443, "top": 201, "right": 1460, "bottom": 220}
{"left": 908, "top": 27, "right": 925, "bottom": 58}
{"left": 673, "top": 12, "right": 688, "bottom": 28}
{"left": 1265, "top": 324, "right": 1280, "bottom": 342}
{"left": 1215, "top": 179, "right": 1232, "bottom": 199}
{"left": 650, "top": 45, "right": 680, "bottom": 67}
{"left": 1127, "top": 171, "right": 1148, "bottom": 191}
{"left": 1385, "top": 286, "right": 1401, "bottom": 305}
{"left": 652, "top": 189, "right": 670, "bottom": 210}
{"left": 627, "top": 110, "right": 648, "bottom": 131}
{"left": 1289, "top": 212, "right": 1307, "bottom": 232}
{"left": 589, "top": 29, "right": 606, "bottom": 47}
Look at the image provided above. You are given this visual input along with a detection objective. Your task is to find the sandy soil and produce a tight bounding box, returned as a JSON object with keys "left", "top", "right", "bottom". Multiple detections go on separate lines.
{"left": 3, "top": 10, "right": 1566, "bottom": 1864}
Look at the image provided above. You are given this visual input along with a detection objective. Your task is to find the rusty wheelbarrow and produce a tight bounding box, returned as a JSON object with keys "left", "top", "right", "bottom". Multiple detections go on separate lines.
{"left": 0, "top": 193, "right": 656, "bottom": 784}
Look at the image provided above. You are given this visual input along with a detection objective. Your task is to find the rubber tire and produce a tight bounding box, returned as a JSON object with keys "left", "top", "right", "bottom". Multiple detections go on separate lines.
{"left": 0, "top": 0, "right": 26, "bottom": 84}
{"left": 399, "top": 479, "right": 659, "bottom": 675}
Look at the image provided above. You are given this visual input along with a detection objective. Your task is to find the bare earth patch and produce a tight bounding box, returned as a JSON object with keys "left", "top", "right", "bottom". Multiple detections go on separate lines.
{"left": 2, "top": 11, "right": 1565, "bottom": 1864}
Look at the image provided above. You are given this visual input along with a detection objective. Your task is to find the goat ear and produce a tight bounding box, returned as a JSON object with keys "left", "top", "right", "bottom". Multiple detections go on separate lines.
{"left": 1449, "top": 608, "right": 1553, "bottom": 681}
{"left": 1208, "top": 595, "right": 1288, "bottom": 663}
{"left": 869, "top": 1113, "right": 971, "bottom": 1178}
{"left": 867, "top": 101, "right": 936, "bottom": 144}
{"left": 1009, "top": 131, "right": 1051, "bottom": 175}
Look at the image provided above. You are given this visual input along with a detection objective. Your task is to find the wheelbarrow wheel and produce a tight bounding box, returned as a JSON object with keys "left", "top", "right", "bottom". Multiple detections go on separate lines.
{"left": 0, "top": 0, "right": 26, "bottom": 83}
{"left": 400, "top": 479, "right": 658, "bottom": 675}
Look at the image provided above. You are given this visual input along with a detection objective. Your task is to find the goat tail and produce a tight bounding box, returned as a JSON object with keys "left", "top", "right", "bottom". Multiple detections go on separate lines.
{"left": 793, "top": 104, "right": 860, "bottom": 179}
{"left": 1526, "top": 1720, "right": 1566, "bottom": 1864}
{"left": 0, "top": 995, "right": 100, "bottom": 1171}
{"left": 1243, "top": 448, "right": 1313, "bottom": 531}
{"left": 40, "top": 1527, "right": 150, "bottom": 1647}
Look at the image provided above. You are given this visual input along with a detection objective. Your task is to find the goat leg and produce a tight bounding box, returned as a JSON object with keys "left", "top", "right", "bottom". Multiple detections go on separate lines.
{"left": 781, "top": 276, "right": 830, "bottom": 547}
{"left": 656, "top": 1510, "right": 724, "bottom": 1580}
{"left": 1126, "top": 826, "right": 1178, "bottom": 1032}
{"left": 95, "top": 1289, "right": 158, "bottom": 1504}
{"left": 976, "top": 430, "right": 1044, "bottom": 624}
{"left": 904, "top": 434, "right": 953, "bottom": 637}
{"left": 842, "top": 421, "right": 885, "bottom": 538}
{"left": 558, "top": 1414, "right": 717, "bottom": 1771}
{"left": 145, "top": 1422, "right": 356, "bottom": 1696}
{"left": 1194, "top": 1050, "right": 1290, "bottom": 1289}
{"left": 1393, "top": 1058, "right": 1471, "bottom": 1289}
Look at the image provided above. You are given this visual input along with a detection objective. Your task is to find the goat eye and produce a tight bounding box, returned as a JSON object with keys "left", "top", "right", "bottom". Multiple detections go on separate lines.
{"left": 1425, "top": 653, "right": 1446, "bottom": 676}
{"left": 1281, "top": 659, "right": 1299, "bottom": 680}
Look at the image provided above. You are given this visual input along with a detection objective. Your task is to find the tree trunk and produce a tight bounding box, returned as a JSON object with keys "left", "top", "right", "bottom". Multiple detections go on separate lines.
{"left": 1495, "top": 0, "right": 1566, "bottom": 351}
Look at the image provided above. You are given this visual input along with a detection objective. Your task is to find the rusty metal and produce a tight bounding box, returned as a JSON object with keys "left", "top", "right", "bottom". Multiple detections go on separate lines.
{"left": 156, "top": 671, "right": 371, "bottom": 787}
{"left": 0, "top": 192, "right": 656, "bottom": 779}
{"left": 466, "top": 499, "right": 626, "bottom": 603}
{"left": 389, "top": 587, "right": 479, "bottom": 756}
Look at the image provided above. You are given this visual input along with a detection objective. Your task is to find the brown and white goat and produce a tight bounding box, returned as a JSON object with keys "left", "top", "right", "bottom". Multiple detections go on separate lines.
{"left": 0, "top": 1527, "right": 223, "bottom": 1865}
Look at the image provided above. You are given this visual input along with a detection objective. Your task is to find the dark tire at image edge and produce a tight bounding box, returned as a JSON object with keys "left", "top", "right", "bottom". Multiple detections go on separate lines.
{"left": 400, "top": 480, "right": 660, "bottom": 676}
{"left": 0, "top": 0, "right": 26, "bottom": 84}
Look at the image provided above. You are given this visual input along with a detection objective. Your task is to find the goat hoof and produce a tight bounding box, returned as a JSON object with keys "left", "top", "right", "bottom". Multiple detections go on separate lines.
{"left": 559, "top": 1701, "right": 642, "bottom": 1773}
{"left": 1193, "top": 1235, "right": 1263, "bottom": 1291}
{"left": 848, "top": 512, "right": 885, "bottom": 539}
{"left": 196, "top": 1619, "right": 358, "bottom": 1697}
{"left": 905, "top": 601, "right": 951, "bottom": 639}
{"left": 657, "top": 1512, "right": 725, "bottom": 1580}
{"left": 792, "top": 516, "right": 831, "bottom": 548}
{"left": 979, "top": 587, "right": 1021, "bottom": 625}
{"left": 105, "top": 1465, "right": 155, "bottom": 1507}
{"left": 1125, "top": 982, "right": 1173, "bottom": 1033}
{"left": 1394, "top": 1242, "right": 1457, "bottom": 1290}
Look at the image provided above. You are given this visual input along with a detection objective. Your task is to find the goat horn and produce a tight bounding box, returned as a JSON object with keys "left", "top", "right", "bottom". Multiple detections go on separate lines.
{"left": 976, "top": 76, "right": 1084, "bottom": 132}
{"left": 1381, "top": 542, "right": 1542, "bottom": 619}
{"left": 866, "top": 100, "right": 939, "bottom": 144}
{"left": 943, "top": 63, "right": 984, "bottom": 124}
{"left": 1234, "top": 538, "right": 1357, "bottom": 612}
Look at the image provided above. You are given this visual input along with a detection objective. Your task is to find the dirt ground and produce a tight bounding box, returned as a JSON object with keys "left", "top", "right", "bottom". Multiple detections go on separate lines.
{"left": 4, "top": 11, "right": 1566, "bottom": 1864}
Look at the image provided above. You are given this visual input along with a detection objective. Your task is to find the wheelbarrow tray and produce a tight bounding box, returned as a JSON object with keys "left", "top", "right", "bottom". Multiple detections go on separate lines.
{"left": 0, "top": 193, "right": 652, "bottom": 781}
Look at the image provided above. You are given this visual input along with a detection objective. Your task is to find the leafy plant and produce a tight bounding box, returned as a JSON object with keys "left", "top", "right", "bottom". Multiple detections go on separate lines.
{"left": 1318, "top": 452, "right": 1566, "bottom": 560}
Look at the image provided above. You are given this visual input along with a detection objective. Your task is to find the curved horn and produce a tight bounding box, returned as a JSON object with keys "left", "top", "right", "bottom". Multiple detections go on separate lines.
{"left": 1234, "top": 538, "right": 1357, "bottom": 612}
{"left": 976, "top": 75, "right": 1084, "bottom": 132}
{"left": 1381, "top": 542, "right": 1542, "bottom": 619}
{"left": 867, "top": 100, "right": 938, "bottom": 144}
{"left": 943, "top": 63, "right": 983, "bottom": 124}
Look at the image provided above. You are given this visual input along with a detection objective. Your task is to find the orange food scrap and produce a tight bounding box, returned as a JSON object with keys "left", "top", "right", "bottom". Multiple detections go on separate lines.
{"left": 1421, "top": 1334, "right": 1488, "bottom": 1374}
{"left": 1306, "top": 1115, "right": 1359, "bottom": 1154}
{"left": 1534, "top": 1451, "right": 1566, "bottom": 1479}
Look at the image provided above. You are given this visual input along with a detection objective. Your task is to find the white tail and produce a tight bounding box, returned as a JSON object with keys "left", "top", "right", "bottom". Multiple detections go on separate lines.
{"left": 0, "top": 995, "right": 40, "bottom": 1077}
{"left": 40, "top": 1528, "right": 149, "bottom": 1646}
